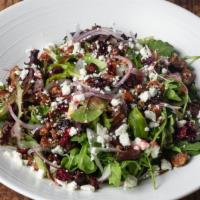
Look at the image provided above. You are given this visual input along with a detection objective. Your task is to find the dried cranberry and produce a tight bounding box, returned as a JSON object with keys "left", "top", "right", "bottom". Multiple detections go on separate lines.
{"left": 59, "top": 129, "right": 70, "bottom": 147}
{"left": 51, "top": 66, "right": 64, "bottom": 75}
{"left": 86, "top": 63, "right": 98, "bottom": 74}
{"left": 86, "top": 77, "right": 110, "bottom": 88}
{"left": 56, "top": 168, "right": 73, "bottom": 181}
{"left": 74, "top": 171, "right": 88, "bottom": 186}
{"left": 88, "top": 176, "right": 99, "bottom": 190}
{"left": 176, "top": 122, "right": 197, "bottom": 142}
{"left": 107, "top": 61, "right": 116, "bottom": 76}
{"left": 97, "top": 40, "right": 108, "bottom": 55}
{"left": 189, "top": 101, "right": 200, "bottom": 118}
{"left": 17, "top": 148, "right": 28, "bottom": 155}
{"left": 122, "top": 74, "right": 139, "bottom": 89}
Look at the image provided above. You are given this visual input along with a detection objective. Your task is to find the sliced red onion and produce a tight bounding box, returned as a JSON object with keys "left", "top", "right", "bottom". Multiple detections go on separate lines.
{"left": 11, "top": 122, "right": 23, "bottom": 139}
{"left": 113, "top": 56, "right": 134, "bottom": 87}
{"left": 160, "top": 103, "right": 181, "bottom": 112}
{"left": 73, "top": 27, "right": 123, "bottom": 43}
{"left": 98, "top": 165, "right": 111, "bottom": 182}
{"left": 34, "top": 150, "right": 60, "bottom": 169}
{"left": 8, "top": 105, "right": 42, "bottom": 130}
{"left": 167, "top": 73, "right": 182, "bottom": 82}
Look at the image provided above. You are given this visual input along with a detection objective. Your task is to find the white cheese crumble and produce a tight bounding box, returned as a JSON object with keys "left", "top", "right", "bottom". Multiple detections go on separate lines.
{"left": 161, "top": 159, "right": 172, "bottom": 171}
{"left": 149, "top": 72, "right": 158, "bottom": 80}
{"left": 96, "top": 124, "right": 109, "bottom": 147}
{"left": 80, "top": 184, "right": 95, "bottom": 192}
{"left": 177, "top": 120, "right": 187, "bottom": 128}
{"left": 149, "top": 122, "right": 159, "bottom": 128}
{"left": 73, "top": 94, "right": 85, "bottom": 102}
{"left": 66, "top": 181, "right": 78, "bottom": 191}
{"left": 115, "top": 124, "right": 130, "bottom": 147}
{"left": 111, "top": 98, "right": 121, "bottom": 107}
{"left": 162, "top": 68, "right": 168, "bottom": 74}
{"left": 107, "top": 45, "right": 112, "bottom": 53}
{"left": 51, "top": 145, "right": 64, "bottom": 155}
{"left": 134, "top": 137, "right": 149, "bottom": 150}
{"left": 51, "top": 102, "right": 58, "bottom": 110}
{"left": 139, "top": 91, "right": 150, "bottom": 102}
{"left": 118, "top": 43, "right": 124, "bottom": 50}
{"left": 60, "top": 81, "right": 71, "bottom": 96}
{"left": 144, "top": 110, "right": 156, "bottom": 122}
{"left": 140, "top": 45, "right": 152, "bottom": 60}
{"left": 146, "top": 144, "right": 160, "bottom": 158}
{"left": 69, "top": 127, "right": 78, "bottom": 136}
{"left": 144, "top": 127, "right": 150, "bottom": 132}
{"left": 72, "top": 42, "right": 81, "bottom": 55}
{"left": 123, "top": 176, "right": 138, "bottom": 189}
{"left": 149, "top": 87, "right": 158, "bottom": 98}
{"left": 19, "top": 68, "right": 29, "bottom": 80}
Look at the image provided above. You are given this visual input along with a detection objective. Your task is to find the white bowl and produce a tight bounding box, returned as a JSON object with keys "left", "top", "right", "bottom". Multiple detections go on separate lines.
{"left": 0, "top": 0, "right": 200, "bottom": 199}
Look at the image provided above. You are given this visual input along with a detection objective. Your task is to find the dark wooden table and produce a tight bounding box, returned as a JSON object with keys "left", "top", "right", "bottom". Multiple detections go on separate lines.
{"left": 0, "top": 0, "right": 200, "bottom": 199}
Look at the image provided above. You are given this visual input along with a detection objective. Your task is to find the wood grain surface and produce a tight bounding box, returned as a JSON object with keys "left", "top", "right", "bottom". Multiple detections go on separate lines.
{"left": 0, "top": 0, "right": 200, "bottom": 200}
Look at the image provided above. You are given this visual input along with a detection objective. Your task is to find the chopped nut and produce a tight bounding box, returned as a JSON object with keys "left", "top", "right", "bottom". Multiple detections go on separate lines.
{"left": 171, "top": 153, "right": 189, "bottom": 167}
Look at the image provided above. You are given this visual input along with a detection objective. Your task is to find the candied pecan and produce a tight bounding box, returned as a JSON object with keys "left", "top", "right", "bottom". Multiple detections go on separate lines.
{"left": 86, "top": 63, "right": 98, "bottom": 74}
{"left": 35, "top": 92, "right": 50, "bottom": 104}
{"left": 40, "top": 137, "right": 51, "bottom": 148}
{"left": 181, "top": 68, "right": 195, "bottom": 85}
{"left": 111, "top": 110, "right": 126, "bottom": 130}
{"left": 107, "top": 60, "right": 117, "bottom": 75}
{"left": 49, "top": 85, "right": 62, "bottom": 97}
{"left": 28, "top": 49, "right": 42, "bottom": 66}
{"left": 0, "top": 121, "right": 14, "bottom": 145}
{"left": 27, "top": 156, "right": 34, "bottom": 166}
{"left": 50, "top": 129, "right": 59, "bottom": 139}
{"left": 39, "top": 127, "right": 49, "bottom": 136}
{"left": 171, "top": 153, "right": 189, "bottom": 167}
{"left": 149, "top": 104, "right": 161, "bottom": 116}
{"left": 7, "top": 66, "right": 19, "bottom": 88}
{"left": 122, "top": 74, "right": 139, "bottom": 89}
{"left": 38, "top": 51, "right": 51, "bottom": 62}
{"left": 169, "top": 53, "right": 187, "bottom": 72}
{"left": 122, "top": 90, "right": 134, "bottom": 102}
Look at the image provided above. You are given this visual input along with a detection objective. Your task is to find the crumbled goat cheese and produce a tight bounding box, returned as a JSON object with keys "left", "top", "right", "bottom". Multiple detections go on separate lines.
{"left": 123, "top": 176, "right": 138, "bottom": 189}
{"left": 149, "top": 72, "right": 158, "bottom": 80}
{"left": 19, "top": 68, "right": 29, "bottom": 80}
{"left": 80, "top": 184, "right": 95, "bottom": 192}
{"left": 72, "top": 42, "right": 81, "bottom": 54}
{"left": 134, "top": 137, "right": 149, "bottom": 150}
{"left": 162, "top": 68, "right": 168, "bottom": 74}
{"left": 139, "top": 91, "right": 150, "bottom": 102}
{"left": 118, "top": 43, "right": 123, "bottom": 50}
{"left": 66, "top": 181, "right": 78, "bottom": 191}
{"left": 111, "top": 98, "right": 121, "bottom": 107}
{"left": 119, "top": 132, "right": 131, "bottom": 146}
{"left": 51, "top": 145, "right": 64, "bottom": 155}
{"left": 177, "top": 120, "right": 187, "bottom": 128}
{"left": 73, "top": 94, "right": 85, "bottom": 102}
{"left": 104, "top": 86, "right": 111, "bottom": 92}
{"left": 51, "top": 102, "right": 58, "bottom": 110}
{"left": 115, "top": 124, "right": 130, "bottom": 147}
{"left": 98, "top": 55, "right": 105, "bottom": 61}
{"left": 146, "top": 145, "right": 160, "bottom": 158}
{"left": 140, "top": 45, "right": 152, "bottom": 60}
{"left": 144, "top": 127, "right": 150, "bottom": 132}
{"left": 60, "top": 81, "right": 71, "bottom": 96}
{"left": 96, "top": 124, "right": 109, "bottom": 147}
{"left": 161, "top": 159, "right": 172, "bottom": 171}
{"left": 149, "top": 122, "right": 159, "bottom": 128}
{"left": 107, "top": 45, "right": 112, "bottom": 53}
{"left": 149, "top": 87, "right": 158, "bottom": 98}
{"left": 69, "top": 127, "right": 78, "bottom": 136}
{"left": 144, "top": 110, "right": 156, "bottom": 122}
{"left": 80, "top": 68, "right": 87, "bottom": 77}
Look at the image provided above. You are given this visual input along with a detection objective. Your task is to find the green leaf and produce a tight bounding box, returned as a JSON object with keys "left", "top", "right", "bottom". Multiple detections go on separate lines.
{"left": 177, "top": 141, "right": 200, "bottom": 156}
{"left": 71, "top": 97, "right": 106, "bottom": 123}
{"left": 71, "top": 133, "right": 87, "bottom": 144}
{"left": 102, "top": 113, "right": 112, "bottom": 129}
{"left": 141, "top": 39, "right": 175, "bottom": 57}
{"left": 84, "top": 53, "right": 106, "bottom": 71}
{"left": 109, "top": 161, "right": 121, "bottom": 187}
{"left": 29, "top": 105, "right": 50, "bottom": 124}
{"left": 165, "top": 89, "right": 182, "bottom": 101}
{"left": 126, "top": 48, "right": 142, "bottom": 69}
{"left": 121, "top": 160, "right": 141, "bottom": 179}
{"left": 18, "top": 134, "right": 38, "bottom": 149}
{"left": 77, "top": 144, "right": 97, "bottom": 174}
{"left": 128, "top": 107, "right": 148, "bottom": 139}
{"left": 34, "top": 154, "right": 47, "bottom": 177}
{"left": 61, "top": 148, "right": 79, "bottom": 170}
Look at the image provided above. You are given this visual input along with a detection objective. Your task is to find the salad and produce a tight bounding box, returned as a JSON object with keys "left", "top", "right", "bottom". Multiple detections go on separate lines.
{"left": 1, "top": 25, "right": 200, "bottom": 192}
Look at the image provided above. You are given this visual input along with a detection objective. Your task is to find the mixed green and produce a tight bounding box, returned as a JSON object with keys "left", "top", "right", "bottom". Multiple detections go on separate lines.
{"left": 1, "top": 26, "right": 200, "bottom": 191}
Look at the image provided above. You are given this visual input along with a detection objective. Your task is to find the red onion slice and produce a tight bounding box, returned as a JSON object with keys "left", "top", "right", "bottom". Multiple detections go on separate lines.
{"left": 34, "top": 150, "right": 60, "bottom": 169}
{"left": 113, "top": 56, "right": 135, "bottom": 87}
{"left": 73, "top": 27, "right": 123, "bottom": 43}
{"left": 11, "top": 122, "right": 23, "bottom": 139}
{"left": 8, "top": 105, "right": 42, "bottom": 130}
